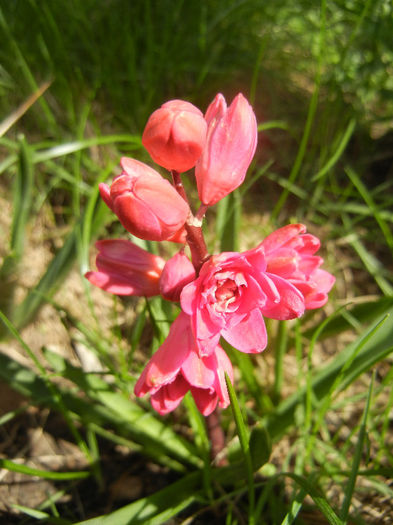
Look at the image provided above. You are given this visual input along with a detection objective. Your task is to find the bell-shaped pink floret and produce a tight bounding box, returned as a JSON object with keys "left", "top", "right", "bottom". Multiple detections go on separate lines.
{"left": 85, "top": 239, "right": 165, "bottom": 296}
{"left": 142, "top": 100, "right": 207, "bottom": 173}
{"left": 195, "top": 93, "right": 258, "bottom": 206}
{"left": 180, "top": 247, "right": 305, "bottom": 357}
{"left": 134, "top": 312, "right": 233, "bottom": 416}
{"left": 99, "top": 157, "right": 190, "bottom": 242}
{"left": 260, "top": 223, "right": 335, "bottom": 309}
{"left": 159, "top": 251, "right": 196, "bottom": 301}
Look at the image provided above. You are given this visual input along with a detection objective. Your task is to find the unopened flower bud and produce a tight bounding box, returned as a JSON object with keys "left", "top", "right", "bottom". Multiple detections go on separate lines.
{"left": 85, "top": 239, "right": 165, "bottom": 296}
{"left": 195, "top": 93, "right": 258, "bottom": 206}
{"left": 100, "top": 157, "right": 189, "bottom": 242}
{"left": 142, "top": 100, "right": 207, "bottom": 172}
{"left": 159, "top": 251, "right": 196, "bottom": 301}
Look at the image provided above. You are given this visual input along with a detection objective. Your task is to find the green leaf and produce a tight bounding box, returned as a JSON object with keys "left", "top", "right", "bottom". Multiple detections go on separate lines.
{"left": 0, "top": 458, "right": 89, "bottom": 480}
{"left": 283, "top": 473, "right": 344, "bottom": 525}
{"left": 74, "top": 471, "right": 202, "bottom": 525}
{"left": 311, "top": 118, "right": 356, "bottom": 182}
{"left": 226, "top": 372, "right": 255, "bottom": 524}
{"left": 266, "top": 311, "right": 393, "bottom": 440}
{"left": 340, "top": 373, "right": 374, "bottom": 520}
{"left": 216, "top": 189, "right": 241, "bottom": 252}
{"left": 249, "top": 425, "right": 271, "bottom": 471}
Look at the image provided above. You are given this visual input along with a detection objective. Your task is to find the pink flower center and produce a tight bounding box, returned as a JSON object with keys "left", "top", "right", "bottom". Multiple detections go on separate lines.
{"left": 214, "top": 279, "right": 239, "bottom": 312}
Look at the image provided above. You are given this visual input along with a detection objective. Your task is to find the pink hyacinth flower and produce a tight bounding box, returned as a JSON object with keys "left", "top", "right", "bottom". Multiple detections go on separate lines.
{"left": 99, "top": 157, "right": 190, "bottom": 242}
{"left": 134, "top": 313, "right": 233, "bottom": 416}
{"left": 195, "top": 93, "right": 258, "bottom": 206}
{"left": 260, "top": 224, "right": 335, "bottom": 309}
{"left": 85, "top": 239, "right": 165, "bottom": 296}
{"left": 142, "top": 100, "right": 207, "bottom": 173}
{"left": 181, "top": 247, "right": 305, "bottom": 356}
{"left": 159, "top": 251, "right": 196, "bottom": 302}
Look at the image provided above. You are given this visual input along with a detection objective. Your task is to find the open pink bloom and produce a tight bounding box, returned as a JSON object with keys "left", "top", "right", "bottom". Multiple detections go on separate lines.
{"left": 142, "top": 100, "right": 207, "bottom": 173}
{"left": 181, "top": 248, "right": 305, "bottom": 356}
{"left": 159, "top": 251, "right": 196, "bottom": 301}
{"left": 195, "top": 93, "right": 258, "bottom": 206}
{"left": 85, "top": 239, "right": 165, "bottom": 296}
{"left": 260, "top": 224, "right": 335, "bottom": 309}
{"left": 134, "top": 313, "right": 233, "bottom": 416}
{"left": 99, "top": 157, "right": 189, "bottom": 241}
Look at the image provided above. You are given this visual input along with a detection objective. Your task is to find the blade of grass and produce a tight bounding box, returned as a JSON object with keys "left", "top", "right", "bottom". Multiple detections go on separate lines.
{"left": 74, "top": 471, "right": 202, "bottom": 525}
{"left": 0, "top": 80, "right": 52, "bottom": 137}
{"left": 33, "top": 135, "right": 142, "bottom": 163}
{"left": 0, "top": 458, "right": 89, "bottom": 481}
{"left": 340, "top": 372, "right": 374, "bottom": 521}
{"left": 0, "top": 311, "right": 94, "bottom": 465}
{"left": 11, "top": 505, "right": 70, "bottom": 524}
{"left": 226, "top": 372, "right": 255, "bottom": 525}
{"left": 0, "top": 7, "right": 56, "bottom": 128}
{"left": 282, "top": 473, "right": 344, "bottom": 525}
{"left": 273, "top": 321, "right": 287, "bottom": 403}
{"left": 311, "top": 118, "right": 356, "bottom": 182}
{"left": 343, "top": 218, "right": 393, "bottom": 295}
{"left": 271, "top": 0, "right": 326, "bottom": 221}
{"left": 12, "top": 178, "right": 110, "bottom": 329}
{"left": 265, "top": 311, "right": 393, "bottom": 439}
{"left": 345, "top": 166, "right": 393, "bottom": 253}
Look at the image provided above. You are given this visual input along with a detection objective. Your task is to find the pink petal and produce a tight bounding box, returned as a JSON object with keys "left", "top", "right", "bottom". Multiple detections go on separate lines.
{"left": 150, "top": 376, "right": 189, "bottom": 415}
{"left": 262, "top": 274, "right": 305, "bottom": 320}
{"left": 99, "top": 183, "right": 114, "bottom": 211}
{"left": 134, "top": 313, "right": 192, "bottom": 395}
{"left": 95, "top": 239, "right": 165, "bottom": 274}
{"left": 190, "top": 387, "right": 218, "bottom": 416}
{"left": 181, "top": 348, "right": 216, "bottom": 388}
{"left": 85, "top": 270, "right": 158, "bottom": 296}
{"left": 180, "top": 280, "right": 199, "bottom": 315}
{"left": 261, "top": 224, "right": 306, "bottom": 254}
{"left": 222, "top": 308, "right": 267, "bottom": 353}
{"left": 312, "top": 269, "right": 336, "bottom": 294}
{"left": 213, "top": 346, "right": 233, "bottom": 408}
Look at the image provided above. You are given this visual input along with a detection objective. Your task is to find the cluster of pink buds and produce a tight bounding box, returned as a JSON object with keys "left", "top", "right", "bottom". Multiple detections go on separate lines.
{"left": 86, "top": 93, "right": 335, "bottom": 416}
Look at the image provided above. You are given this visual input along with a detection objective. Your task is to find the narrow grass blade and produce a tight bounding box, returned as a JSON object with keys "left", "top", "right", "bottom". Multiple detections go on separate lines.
{"left": 11, "top": 505, "right": 70, "bottom": 524}
{"left": 303, "top": 297, "right": 393, "bottom": 340}
{"left": 311, "top": 118, "right": 356, "bottom": 182}
{"left": 13, "top": 192, "right": 109, "bottom": 330}
{"left": 0, "top": 80, "right": 52, "bottom": 137}
{"left": 340, "top": 373, "right": 374, "bottom": 521}
{"left": 271, "top": 0, "right": 326, "bottom": 221}
{"left": 226, "top": 372, "right": 255, "bottom": 525}
{"left": 0, "top": 459, "right": 89, "bottom": 480}
{"left": 33, "top": 135, "right": 142, "bottom": 163}
{"left": 0, "top": 135, "right": 33, "bottom": 276}
{"left": 0, "top": 136, "right": 34, "bottom": 325}
{"left": 43, "top": 348, "right": 200, "bottom": 468}
{"left": 0, "top": 349, "right": 199, "bottom": 471}
{"left": 283, "top": 473, "right": 344, "bottom": 525}
{"left": 266, "top": 311, "right": 393, "bottom": 439}
{"left": 216, "top": 189, "right": 241, "bottom": 252}
{"left": 74, "top": 471, "right": 202, "bottom": 525}
{"left": 345, "top": 166, "right": 393, "bottom": 253}
{"left": 280, "top": 489, "right": 306, "bottom": 525}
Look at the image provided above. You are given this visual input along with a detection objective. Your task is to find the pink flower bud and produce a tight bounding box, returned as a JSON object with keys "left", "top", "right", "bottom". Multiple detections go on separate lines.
{"left": 100, "top": 157, "right": 190, "bottom": 241}
{"left": 85, "top": 239, "right": 165, "bottom": 296}
{"left": 195, "top": 93, "right": 258, "bottom": 206}
{"left": 159, "top": 251, "right": 196, "bottom": 301}
{"left": 142, "top": 100, "right": 207, "bottom": 173}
